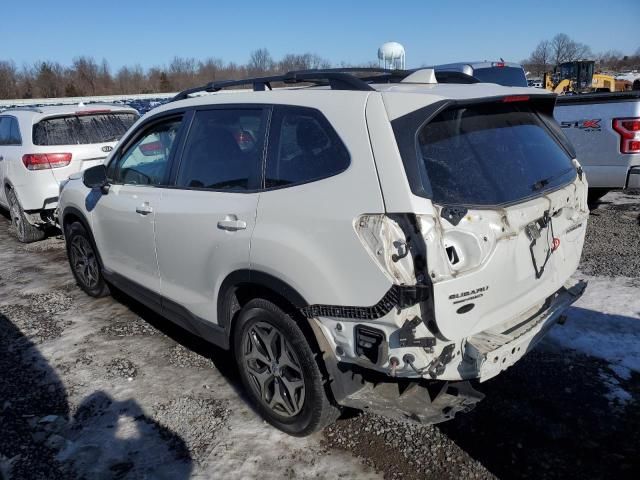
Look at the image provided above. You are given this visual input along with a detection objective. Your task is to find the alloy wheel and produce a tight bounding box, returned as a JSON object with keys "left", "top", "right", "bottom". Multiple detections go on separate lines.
{"left": 242, "top": 321, "right": 306, "bottom": 417}
{"left": 69, "top": 236, "right": 99, "bottom": 289}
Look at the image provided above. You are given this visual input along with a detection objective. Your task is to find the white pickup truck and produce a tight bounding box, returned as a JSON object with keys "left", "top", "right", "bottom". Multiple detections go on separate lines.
{"left": 554, "top": 91, "right": 640, "bottom": 201}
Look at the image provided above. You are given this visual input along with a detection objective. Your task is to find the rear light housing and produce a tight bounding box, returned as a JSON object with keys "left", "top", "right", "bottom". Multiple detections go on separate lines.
{"left": 612, "top": 117, "right": 640, "bottom": 154}
{"left": 22, "top": 153, "right": 72, "bottom": 170}
{"left": 502, "top": 95, "right": 530, "bottom": 103}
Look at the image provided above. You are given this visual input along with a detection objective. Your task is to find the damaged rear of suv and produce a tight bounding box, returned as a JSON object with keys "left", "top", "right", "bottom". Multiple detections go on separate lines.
{"left": 59, "top": 69, "right": 588, "bottom": 435}
{"left": 321, "top": 84, "right": 589, "bottom": 425}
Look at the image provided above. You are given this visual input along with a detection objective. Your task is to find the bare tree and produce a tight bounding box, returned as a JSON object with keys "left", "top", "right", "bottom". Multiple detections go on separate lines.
{"left": 526, "top": 40, "right": 552, "bottom": 76}
{"left": 550, "top": 33, "right": 591, "bottom": 66}
{"left": 0, "top": 61, "right": 18, "bottom": 99}
{"left": 72, "top": 56, "right": 99, "bottom": 95}
{"left": 248, "top": 48, "right": 274, "bottom": 75}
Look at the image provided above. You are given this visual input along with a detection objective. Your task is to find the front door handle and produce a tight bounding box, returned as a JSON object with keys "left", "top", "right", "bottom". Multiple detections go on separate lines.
{"left": 217, "top": 215, "right": 246, "bottom": 231}
{"left": 0, "top": 155, "right": 4, "bottom": 161}
{"left": 135, "top": 203, "right": 153, "bottom": 215}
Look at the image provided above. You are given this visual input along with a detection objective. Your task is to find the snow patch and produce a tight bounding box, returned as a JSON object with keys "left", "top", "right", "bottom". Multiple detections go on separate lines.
{"left": 546, "top": 275, "right": 640, "bottom": 404}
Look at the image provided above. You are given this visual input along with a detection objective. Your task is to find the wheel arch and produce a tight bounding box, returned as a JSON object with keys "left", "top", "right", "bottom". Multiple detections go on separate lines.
{"left": 218, "top": 270, "right": 309, "bottom": 332}
{"left": 219, "top": 270, "right": 339, "bottom": 406}
{"left": 61, "top": 206, "right": 104, "bottom": 268}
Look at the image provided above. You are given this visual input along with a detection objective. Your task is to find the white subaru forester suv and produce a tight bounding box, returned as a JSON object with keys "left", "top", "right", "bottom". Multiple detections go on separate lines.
{"left": 0, "top": 105, "right": 138, "bottom": 242}
{"left": 58, "top": 69, "right": 589, "bottom": 435}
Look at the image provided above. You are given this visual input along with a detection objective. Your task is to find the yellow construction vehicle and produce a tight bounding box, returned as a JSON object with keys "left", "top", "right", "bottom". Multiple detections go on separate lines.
{"left": 544, "top": 61, "right": 617, "bottom": 93}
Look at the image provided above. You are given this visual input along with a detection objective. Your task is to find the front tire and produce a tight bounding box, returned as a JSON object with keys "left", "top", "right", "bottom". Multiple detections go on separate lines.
{"left": 234, "top": 299, "right": 338, "bottom": 436}
{"left": 7, "top": 188, "right": 45, "bottom": 243}
{"left": 65, "top": 222, "right": 109, "bottom": 297}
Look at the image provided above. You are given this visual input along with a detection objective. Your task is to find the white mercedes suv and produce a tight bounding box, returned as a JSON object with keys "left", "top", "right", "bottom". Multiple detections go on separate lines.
{"left": 0, "top": 105, "right": 138, "bottom": 242}
{"left": 58, "top": 69, "right": 589, "bottom": 435}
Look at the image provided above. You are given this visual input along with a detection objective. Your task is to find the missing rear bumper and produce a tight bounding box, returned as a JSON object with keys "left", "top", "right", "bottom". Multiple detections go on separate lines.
{"left": 464, "top": 278, "right": 587, "bottom": 382}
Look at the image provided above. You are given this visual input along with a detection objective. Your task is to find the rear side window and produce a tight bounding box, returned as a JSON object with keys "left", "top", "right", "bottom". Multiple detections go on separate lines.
{"left": 0, "top": 117, "right": 21, "bottom": 145}
{"left": 33, "top": 112, "right": 138, "bottom": 146}
{"left": 176, "top": 109, "right": 266, "bottom": 191}
{"left": 417, "top": 103, "right": 576, "bottom": 206}
{"left": 265, "top": 106, "right": 349, "bottom": 188}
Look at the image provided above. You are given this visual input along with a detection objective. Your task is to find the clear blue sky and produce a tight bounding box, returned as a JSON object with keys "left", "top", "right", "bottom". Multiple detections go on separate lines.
{"left": 3, "top": 0, "right": 639, "bottom": 70}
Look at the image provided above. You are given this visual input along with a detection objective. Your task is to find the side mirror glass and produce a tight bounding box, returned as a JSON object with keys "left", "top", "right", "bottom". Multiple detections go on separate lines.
{"left": 83, "top": 164, "right": 109, "bottom": 192}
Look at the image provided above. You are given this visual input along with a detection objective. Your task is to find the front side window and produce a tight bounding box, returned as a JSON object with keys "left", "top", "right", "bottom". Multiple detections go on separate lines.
{"left": 176, "top": 109, "right": 265, "bottom": 191}
{"left": 265, "top": 106, "right": 350, "bottom": 188}
{"left": 416, "top": 103, "right": 576, "bottom": 206}
{"left": 112, "top": 118, "right": 181, "bottom": 186}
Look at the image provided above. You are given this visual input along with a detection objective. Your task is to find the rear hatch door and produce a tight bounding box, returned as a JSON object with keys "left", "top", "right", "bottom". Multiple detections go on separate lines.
{"left": 32, "top": 109, "right": 138, "bottom": 182}
{"left": 387, "top": 94, "right": 589, "bottom": 341}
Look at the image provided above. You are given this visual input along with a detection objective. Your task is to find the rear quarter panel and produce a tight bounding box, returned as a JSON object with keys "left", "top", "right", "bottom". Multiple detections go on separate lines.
{"left": 250, "top": 93, "right": 391, "bottom": 306}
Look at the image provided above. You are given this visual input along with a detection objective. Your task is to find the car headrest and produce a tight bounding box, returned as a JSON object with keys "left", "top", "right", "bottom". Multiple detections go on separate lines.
{"left": 296, "top": 118, "right": 326, "bottom": 152}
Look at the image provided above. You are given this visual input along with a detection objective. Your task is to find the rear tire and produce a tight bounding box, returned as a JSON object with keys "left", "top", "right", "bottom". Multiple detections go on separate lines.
{"left": 65, "top": 221, "right": 110, "bottom": 297}
{"left": 234, "top": 298, "right": 339, "bottom": 436}
{"left": 7, "top": 188, "right": 45, "bottom": 243}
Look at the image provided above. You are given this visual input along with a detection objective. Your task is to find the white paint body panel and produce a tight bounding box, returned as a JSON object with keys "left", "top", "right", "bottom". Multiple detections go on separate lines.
{"left": 155, "top": 189, "right": 258, "bottom": 324}
{"left": 90, "top": 184, "right": 161, "bottom": 292}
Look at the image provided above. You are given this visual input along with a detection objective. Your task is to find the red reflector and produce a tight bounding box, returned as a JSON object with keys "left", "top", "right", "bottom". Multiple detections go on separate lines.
{"left": 494, "top": 62, "right": 505, "bottom": 68}
{"left": 552, "top": 238, "right": 560, "bottom": 251}
{"left": 22, "top": 153, "right": 72, "bottom": 170}
{"left": 629, "top": 140, "right": 640, "bottom": 152}
{"left": 75, "top": 109, "right": 111, "bottom": 116}
{"left": 502, "top": 95, "right": 530, "bottom": 103}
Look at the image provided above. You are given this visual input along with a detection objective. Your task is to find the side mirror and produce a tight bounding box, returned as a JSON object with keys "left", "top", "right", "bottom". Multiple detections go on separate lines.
{"left": 83, "top": 164, "right": 110, "bottom": 194}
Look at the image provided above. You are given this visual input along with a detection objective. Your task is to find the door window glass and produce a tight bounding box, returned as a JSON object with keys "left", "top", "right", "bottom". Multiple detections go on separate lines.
{"left": 114, "top": 119, "right": 181, "bottom": 186}
{"left": 176, "top": 109, "right": 265, "bottom": 191}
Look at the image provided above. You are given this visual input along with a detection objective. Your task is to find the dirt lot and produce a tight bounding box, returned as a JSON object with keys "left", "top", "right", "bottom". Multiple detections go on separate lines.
{"left": 1, "top": 192, "right": 639, "bottom": 480}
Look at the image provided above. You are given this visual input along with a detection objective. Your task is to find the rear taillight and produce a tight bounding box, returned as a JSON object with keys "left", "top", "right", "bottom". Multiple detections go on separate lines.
{"left": 612, "top": 117, "right": 640, "bottom": 154}
{"left": 22, "top": 153, "right": 72, "bottom": 170}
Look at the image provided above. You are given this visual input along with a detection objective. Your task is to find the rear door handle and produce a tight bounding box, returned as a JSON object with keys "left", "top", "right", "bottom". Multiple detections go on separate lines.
{"left": 135, "top": 203, "right": 153, "bottom": 215}
{"left": 0, "top": 155, "right": 4, "bottom": 161}
{"left": 217, "top": 215, "right": 246, "bottom": 231}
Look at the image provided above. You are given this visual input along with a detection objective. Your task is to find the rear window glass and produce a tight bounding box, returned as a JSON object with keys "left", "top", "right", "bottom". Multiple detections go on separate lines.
{"left": 417, "top": 103, "right": 576, "bottom": 206}
{"left": 473, "top": 67, "right": 528, "bottom": 87}
{"left": 33, "top": 112, "right": 138, "bottom": 146}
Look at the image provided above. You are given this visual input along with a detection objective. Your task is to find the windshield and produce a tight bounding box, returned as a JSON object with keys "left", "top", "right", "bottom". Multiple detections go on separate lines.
{"left": 33, "top": 112, "right": 138, "bottom": 146}
{"left": 473, "top": 67, "right": 528, "bottom": 87}
{"left": 417, "top": 103, "right": 576, "bottom": 206}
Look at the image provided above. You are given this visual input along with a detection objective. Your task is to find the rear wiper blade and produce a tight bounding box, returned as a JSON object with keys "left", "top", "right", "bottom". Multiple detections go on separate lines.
{"left": 531, "top": 178, "right": 550, "bottom": 191}
{"left": 531, "top": 168, "right": 574, "bottom": 192}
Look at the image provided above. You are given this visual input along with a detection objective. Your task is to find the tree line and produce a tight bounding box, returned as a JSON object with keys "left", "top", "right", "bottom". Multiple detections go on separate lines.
{"left": 522, "top": 33, "right": 640, "bottom": 78}
{"left": 3, "top": 39, "right": 639, "bottom": 100}
{"left": 0, "top": 49, "right": 335, "bottom": 100}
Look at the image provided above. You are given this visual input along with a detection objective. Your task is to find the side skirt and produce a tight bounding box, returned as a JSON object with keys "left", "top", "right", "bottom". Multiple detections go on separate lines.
{"left": 102, "top": 269, "right": 229, "bottom": 350}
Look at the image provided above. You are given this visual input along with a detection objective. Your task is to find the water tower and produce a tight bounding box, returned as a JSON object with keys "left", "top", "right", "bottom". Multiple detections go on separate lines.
{"left": 378, "top": 42, "right": 406, "bottom": 70}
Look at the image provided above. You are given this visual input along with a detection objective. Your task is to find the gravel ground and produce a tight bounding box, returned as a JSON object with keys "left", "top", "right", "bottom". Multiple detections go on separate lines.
{"left": 0, "top": 191, "right": 638, "bottom": 479}
{"left": 580, "top": 191, "right": 640, "bottom": 277}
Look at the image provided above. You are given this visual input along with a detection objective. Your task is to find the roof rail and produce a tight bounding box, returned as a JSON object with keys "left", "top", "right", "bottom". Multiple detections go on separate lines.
{"left": 171, "top": 70, "right": 375, "bottom": 102}
{"left": 170, "top": 67, "right": 481, "bottom": 102}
